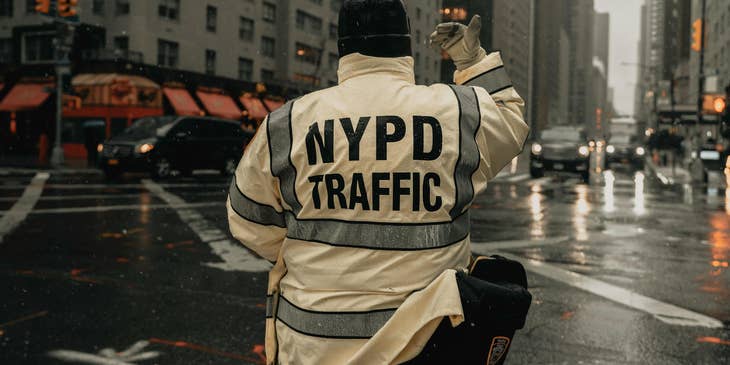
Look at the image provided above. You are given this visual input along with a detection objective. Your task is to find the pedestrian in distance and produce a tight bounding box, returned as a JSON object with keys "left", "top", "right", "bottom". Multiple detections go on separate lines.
{"left": 227, "top": 1, "right": 531, "bottom": 363}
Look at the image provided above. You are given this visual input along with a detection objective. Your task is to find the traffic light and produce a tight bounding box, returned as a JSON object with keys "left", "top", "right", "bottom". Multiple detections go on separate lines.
{"left": 713, "top": 96, "right": 727, "bottom": 114}
{"left": 691, "top": 18, "right": 702, "bottom": 52}
{"left": 57, "top": 0, "right": 78, "bottom": 17}
{"left": 34, "top": 0, "right": 51, "bottom": 14}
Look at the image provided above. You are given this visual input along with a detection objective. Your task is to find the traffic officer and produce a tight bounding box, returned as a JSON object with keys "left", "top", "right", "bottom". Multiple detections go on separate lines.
{"left": 227, "top": 0, "right": 529, "bottom": 363}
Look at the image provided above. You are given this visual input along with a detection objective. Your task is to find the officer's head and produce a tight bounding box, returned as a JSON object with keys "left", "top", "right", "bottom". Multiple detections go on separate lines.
{"left": 338, "top": 0, "right": 412, "bottom": 58}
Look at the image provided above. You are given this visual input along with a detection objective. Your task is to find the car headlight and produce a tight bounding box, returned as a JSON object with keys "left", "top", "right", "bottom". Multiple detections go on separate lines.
{"left": 578, "top": 146, "right": 590, "bottom": 157}
{"left": 635, "top": 146, "right": 645, "bottom": 156}
{"left": 531, "top": 143, "right": 542, "bottom": 155}
{"left": 97, "top": 144, "right": 104, "bottom": 153}
{"left": 606, "top": 145, "right": 615, "bottom": 154}
{"left": 136, "top": 143, "right": 155, "bottom": 154}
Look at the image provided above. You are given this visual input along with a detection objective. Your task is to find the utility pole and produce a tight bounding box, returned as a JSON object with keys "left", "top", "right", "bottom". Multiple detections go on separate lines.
{"left": 696, "top": 0, "right": 706, "bottom": 126}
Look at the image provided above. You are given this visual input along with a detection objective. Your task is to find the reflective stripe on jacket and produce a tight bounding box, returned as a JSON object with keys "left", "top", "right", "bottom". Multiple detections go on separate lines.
{"left": 227, "top": 51, "right": 529, "bottom": 365}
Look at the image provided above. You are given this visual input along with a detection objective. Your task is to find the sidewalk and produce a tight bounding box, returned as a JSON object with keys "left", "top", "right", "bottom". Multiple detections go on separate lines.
{"left": 645, "top": 158, "right": 691, "bottom": 185}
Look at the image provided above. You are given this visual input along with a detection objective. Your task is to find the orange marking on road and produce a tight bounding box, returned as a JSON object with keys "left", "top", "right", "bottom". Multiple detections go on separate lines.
{"left": 17, "top": 270, "right": 34, "bottom": 275}
{"left": 697, "top": 337, "right": 730, "bottom": 346}
{"left": 70, "top": 268, "right": 91, "bottom": 276}
{"left": 255, "top": 303, "right": 266, "bottom": 309}
{"left": 0, "top": 310, "right": 48, "bottom": 329}
{"left": 560, "top": 311, "right": 574, "bottom": 320}
{"left": 165, "top": 240, "right": 194, "bottom": 249}
{"left": 101, "top": 232, "right": 124, "bottom": 239}
{"left": 116, "top": 257, "right": 130, "bottom": 263}
{"left": 149, "top": 338, "right": 264, "bottom": 364}
{"left": 252, "top": 344, "right": 266, "bottom": 362}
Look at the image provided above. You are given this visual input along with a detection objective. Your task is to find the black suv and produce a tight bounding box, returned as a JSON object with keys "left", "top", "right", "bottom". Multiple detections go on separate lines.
{"left": 530, "top": 127, "right": 591, "bottom": 182}
{"left": 98, "top": 116, "right": 254, "bottom": 179}
{"left": 606, "top": 134, "right": 645, "bottom": 170}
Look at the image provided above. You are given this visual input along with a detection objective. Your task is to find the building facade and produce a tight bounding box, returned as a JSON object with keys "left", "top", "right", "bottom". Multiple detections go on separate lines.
{"left": 0, "top": 0, "right": 442, "bottom": 90}
{"left": 689, "top": 0, "right": 730, "bottom": 103}
{"left": 439, "top": 0, "right": 532, "bottom": 98}
{"left": 530, "top": 0, "right": 571, "bottom": 132}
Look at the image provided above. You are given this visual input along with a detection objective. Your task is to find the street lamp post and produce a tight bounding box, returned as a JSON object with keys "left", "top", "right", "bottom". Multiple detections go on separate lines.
{"left": 696, "top": 0, "right": 707, "bottom": 126}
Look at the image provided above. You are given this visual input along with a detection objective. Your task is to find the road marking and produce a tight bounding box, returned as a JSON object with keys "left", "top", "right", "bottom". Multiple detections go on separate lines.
{"left": 0, "top": 172, "right": 48, "bottom": 244}
{"left": 497, "top": 252, "right": 724, "bottom": 328}
{"left": 25, "top": 202, "right": 220, "bottom": 214}
{"left": 48, "top": 340, "right": 161, "bottom": 365}
{"left": 0, "top": 190, "right": 226, "bottom": 202}
{"left": 471, "top": 236, "right": 568, "bottom": 253}
{"left": 505, "top": 173, "right": 530, "bottom": 183}
{"left": 143, "top": 179, "right": 271, "bottom": 272}
{"left": 0, "top": 182, "right": 228, "bottom": 190}
{"left": 0, "top": 310, "right": 48, "bottom": 329}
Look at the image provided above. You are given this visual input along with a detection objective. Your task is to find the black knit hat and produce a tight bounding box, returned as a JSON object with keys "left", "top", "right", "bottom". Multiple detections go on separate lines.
{"left": 338, "top": 0, "right": 412, "bottom": 58}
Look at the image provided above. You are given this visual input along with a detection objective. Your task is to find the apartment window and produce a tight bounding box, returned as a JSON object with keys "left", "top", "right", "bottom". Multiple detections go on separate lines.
{"left": 261, "top": 36, "right": 275, "bottom": 58}
{"left": 115, "top": 0, "right": 130, "bottom": 15}
{"left": 92, "top": 0, "right": 105, "bottom": 15}
{"left": 329, "top": 23, "right": 337, "bottom": 40}
{"left": 263, "top": 2, "right": 276, "bottom": 22}
{"left": 205, "top": 49, "right": 216, "bottom": 75}
{"left": 293, "top": 73, "right": 320, "bottom": 86}
{"left": 206, "top": 5, "right": 217, "bottom": 32}
{"left": 309, "top": 0, "right": 322, "bottom": 5}
{"left": 113, "top": 36, "right": 129, "bottom": 50}
{"left": 261, "top": 69, "right": 275, "bottom": 82}
{"left": 416, "top": 7, "right": 421, "bottom": 20}
{"left": 0, "top": 38, "right": 12, "bottom": 63}
{"left": 415, "top": 30, "right": 420, "bottom": 44}
{"left": 25, "top": 0, "right": 36, "bottom": 13}
{"left": 239, "top": 17, "right": 254, "bottom": 41}
{"left": 295, "top": 42, "right": 322, "bottom": 65}
{"left": 0, "top": 0, "right": 13, "bottom": 17}
{"left": 158, "top": 0, "right": 179, "bottom": 21}
{"left": 330, "top": 0, "right": 342, "bottom": 12}
{"left": 24, "top": 33, "right": 54, "bottom": 62}
{"left": 157, "top": 39, "right": 179, "bottom": 68}
{"left": 238, "top": 58, "right": 253, "bottom": 81}
{"left": 328, "top": 52, "right": 338, "bottom": 70}
{"left": 296, "top": 11, "right": 322, "bottom": 35}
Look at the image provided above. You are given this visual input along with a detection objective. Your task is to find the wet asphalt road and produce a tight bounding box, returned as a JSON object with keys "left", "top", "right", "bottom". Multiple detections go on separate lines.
{"left": 0, "top": 165, "right": 729, "bottom": 365}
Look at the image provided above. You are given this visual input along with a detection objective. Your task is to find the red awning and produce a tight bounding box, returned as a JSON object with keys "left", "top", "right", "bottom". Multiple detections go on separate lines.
{"left": 263, "top": 98, "right": 285, "bottom": 113}
{"left": 196, "top": 90, "right": 242, "bottom": 120}
{"left": 240, "top": 94, "right": 268, "bottom": 121}
{"left": 163, "top": 87, "right": 202, "bottom": 116}
{"left": 0, "top": 83, "right": 53, "bottom": 111}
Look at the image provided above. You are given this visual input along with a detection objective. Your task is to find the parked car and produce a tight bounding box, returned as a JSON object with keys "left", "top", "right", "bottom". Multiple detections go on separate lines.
{"left": 606, "top": 134, "right": 645, "bottom": 170}
{"left": 98, "top": 116, "right": 254, "bottom": 179}
{"left": 530, "top": 127, "right": 591, "bottom": 182}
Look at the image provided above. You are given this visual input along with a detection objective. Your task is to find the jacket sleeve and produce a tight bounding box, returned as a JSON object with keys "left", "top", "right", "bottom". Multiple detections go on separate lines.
{"left": 454, "top": 52, "right": 530, "bottom": 194}
{"left": 227, "top": 117, "right": 287, "bottom": 262}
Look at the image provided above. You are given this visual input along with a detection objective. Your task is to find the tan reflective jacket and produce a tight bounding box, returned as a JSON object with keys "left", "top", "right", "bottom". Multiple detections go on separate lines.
{"left": 227, "top": 52, "right": 529, "bottom": 365}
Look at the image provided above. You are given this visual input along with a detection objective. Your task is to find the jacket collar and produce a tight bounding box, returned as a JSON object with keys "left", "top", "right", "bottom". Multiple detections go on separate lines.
{"left": 337, "top": 53, "right": 416, "bottom": 84}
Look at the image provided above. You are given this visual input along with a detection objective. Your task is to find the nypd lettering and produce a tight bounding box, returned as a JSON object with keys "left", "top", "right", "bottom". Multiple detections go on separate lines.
{"left": 305, "top": 115, "right": 444, "bottom": 212}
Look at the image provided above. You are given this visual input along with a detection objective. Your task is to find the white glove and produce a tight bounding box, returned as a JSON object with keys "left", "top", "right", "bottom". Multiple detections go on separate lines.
{"left": 429, "top": 15, "right": 487, "bottom": 71}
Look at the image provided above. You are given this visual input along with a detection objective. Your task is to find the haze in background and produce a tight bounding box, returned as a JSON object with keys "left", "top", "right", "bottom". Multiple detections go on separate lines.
{"left": 594, "top": 0, "right": 644, "bottom": 116}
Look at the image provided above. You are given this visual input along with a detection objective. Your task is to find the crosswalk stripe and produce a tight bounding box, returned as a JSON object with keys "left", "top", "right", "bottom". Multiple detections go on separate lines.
{"left": 495, "top": 251, "right": 724, "bottom": 328}
{"left": 0, "top": 172, "right": 49, "bottom": 244}
{"left": 142, "top": 179, "right": 271, "bottom": 273}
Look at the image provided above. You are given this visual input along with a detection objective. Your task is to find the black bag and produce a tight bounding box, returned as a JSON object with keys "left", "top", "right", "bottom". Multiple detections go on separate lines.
{"left": 403, "top": 256, "right": 532, "bottom": 365}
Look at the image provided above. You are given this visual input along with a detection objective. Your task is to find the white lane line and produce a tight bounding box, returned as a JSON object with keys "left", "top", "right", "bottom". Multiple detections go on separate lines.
{"left": 143, "top": 179, "right": 271, "bottom": 272}
{"left": 25, "top": 202, "right": 220, "bottom": 214}
{"left": 0, "top": 172, "right": 49, "bottom": 244}
{"left": 505, "top": 173, "right": 530, "bottom": 183}
{"left": 527, "top": 177, "right": 553, "bottom": 187}
{"left": 0, "top": 182, "right": 228, "bottom": 190}
{"left": 497, "top": 252, "right": 724, "bottom": 328}
{"left": 48, "top": 340, "right": 161, "bottom": 365}
{"left": 0, "top": 191, "right": 225, "bottom": 202}
{"left": 471, "top": 236, "right": 569, "bottom": 252}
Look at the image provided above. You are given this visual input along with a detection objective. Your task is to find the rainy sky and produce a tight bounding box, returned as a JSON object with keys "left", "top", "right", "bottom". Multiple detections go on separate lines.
{"left": 594, "top": 0, "right": 644, "bottom": 116}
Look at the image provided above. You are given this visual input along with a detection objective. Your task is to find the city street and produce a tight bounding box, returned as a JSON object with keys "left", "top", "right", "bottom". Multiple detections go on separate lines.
{"left": 1, "top": 165, "right": 729, "bottom": 365}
